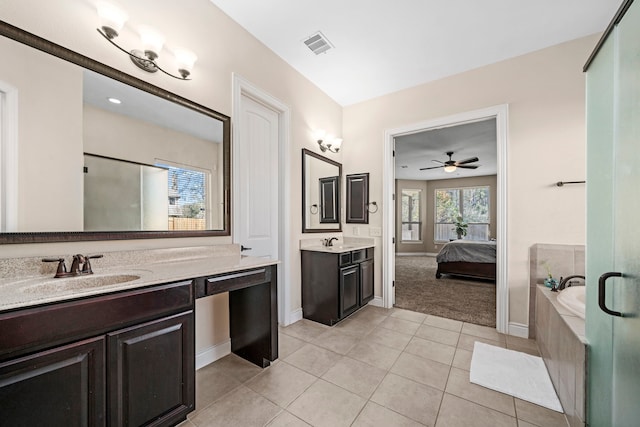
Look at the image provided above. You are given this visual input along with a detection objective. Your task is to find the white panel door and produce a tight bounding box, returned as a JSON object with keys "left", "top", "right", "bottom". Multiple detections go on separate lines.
{"left": 236, "top": 95, "right": 279, "bottom": 258}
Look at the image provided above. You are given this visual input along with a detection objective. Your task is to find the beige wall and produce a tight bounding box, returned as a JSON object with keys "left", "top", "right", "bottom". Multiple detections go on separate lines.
{"left": 425, "top": 175, "right": 497, "bottom": 254}
{"left": 0, "top": 0, "right": 597, "bottom": 336}
{"left": 0, "top": 37, "right": 84, "bottom": 232}
{"left": 343, "top": 35, "right": 595, "bottom": 326}
{"left": 0, "top": 0, "right": 342, "bottom": 354}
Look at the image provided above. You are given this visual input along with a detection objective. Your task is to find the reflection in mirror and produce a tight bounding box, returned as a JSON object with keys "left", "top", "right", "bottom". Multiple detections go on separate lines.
{"left": 82, "top": 69, "right": 223, "bottom": 231}
{"left": 302, "top": 149, "right": 342, "bottom": 233}
{"left": 0, "top": 21, "right": 230, "bottom": 243}
{"left": 319, "top": 176, "right": 339, "bottom": 223}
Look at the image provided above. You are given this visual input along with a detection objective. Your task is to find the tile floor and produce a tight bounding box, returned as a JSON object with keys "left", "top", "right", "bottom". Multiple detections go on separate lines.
{"left": 179, "top": 306, "right": 568, "bottom": 427}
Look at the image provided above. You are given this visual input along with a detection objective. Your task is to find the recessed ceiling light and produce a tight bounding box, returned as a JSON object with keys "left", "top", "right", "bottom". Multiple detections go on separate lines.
{"left": 107, "top": 97, "right": 122, "bottom": 104}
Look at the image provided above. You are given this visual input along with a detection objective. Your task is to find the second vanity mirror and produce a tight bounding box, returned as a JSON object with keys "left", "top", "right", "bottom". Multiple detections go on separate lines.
{"left": 302, "top": 149, "right": 342, "bottom": 233}
{"left": 0, "top": 21, "right": 230, "bottom": 243}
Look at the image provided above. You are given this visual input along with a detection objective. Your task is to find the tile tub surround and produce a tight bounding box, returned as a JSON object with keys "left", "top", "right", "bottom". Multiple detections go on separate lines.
{"left": 179, "top": 306, "right": 569, "bottom": 427}
{"left": 0, "top": 245, "right": 278, "bottom": 311}
{"left": 529, "top": 244, "right": 585, "bottom": 339}
{"left": 536, "top": 285, "right": 586, "bottom": 427}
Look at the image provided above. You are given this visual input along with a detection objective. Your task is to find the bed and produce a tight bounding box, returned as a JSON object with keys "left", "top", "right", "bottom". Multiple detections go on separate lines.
{"left": 435, "top": 240, "right": 496, "bottom": 281}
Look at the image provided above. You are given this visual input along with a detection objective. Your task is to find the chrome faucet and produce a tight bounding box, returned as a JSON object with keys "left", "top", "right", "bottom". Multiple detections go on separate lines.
{"left": 553, "top": 274, "right": 585, "bottom": 292}
{"left": 42, "top": 254, "right": 103, "bottom": 278}
{"left": 323, "top": 237, "right": 339, "bottom": 247}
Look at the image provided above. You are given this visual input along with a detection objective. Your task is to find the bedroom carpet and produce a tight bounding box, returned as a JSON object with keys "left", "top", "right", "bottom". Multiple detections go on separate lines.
{"left": 394, "top": 255, "right": 496, "bottom": 327}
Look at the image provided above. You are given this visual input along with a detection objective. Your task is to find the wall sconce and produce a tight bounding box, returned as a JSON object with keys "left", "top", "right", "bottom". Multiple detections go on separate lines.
{"left": 96, "top": 2, "right": 197, "bottom": 80}
{"left": 314, "top": 129, "right": 343, "bottom": 153}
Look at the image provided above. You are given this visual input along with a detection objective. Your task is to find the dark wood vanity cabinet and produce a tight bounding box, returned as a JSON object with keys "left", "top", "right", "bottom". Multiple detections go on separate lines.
{"left": 0, "top": 336, "right": 106, "bottom": 426}
{"left": 108, "top": 311, "right": 194, "bottom": 427}
{"left": 302, "top": 247, "right": 374, "bottom": 325}
{"left": 0, "top": 280, "right": 195, "bottom": 427}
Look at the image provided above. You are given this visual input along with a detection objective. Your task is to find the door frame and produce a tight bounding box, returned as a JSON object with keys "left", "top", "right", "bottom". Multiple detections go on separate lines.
{"left": 232, "top": 73, "right": 292, "bottom": 325}
{"left": 382, "top": 104, "right": 510, "bottom": 333}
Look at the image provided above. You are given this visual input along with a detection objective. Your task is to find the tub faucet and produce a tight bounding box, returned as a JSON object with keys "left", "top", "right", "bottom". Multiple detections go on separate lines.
{"left": 556, "top": 275, "right": 585, "bottom": 291}
{"left": 324, "top": 237, "right": 338, "bottom": 247}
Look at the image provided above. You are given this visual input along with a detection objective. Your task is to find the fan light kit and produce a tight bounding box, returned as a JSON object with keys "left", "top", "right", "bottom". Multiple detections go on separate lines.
{"left": 420, "top": 151, "right": 480, "bottom": 173}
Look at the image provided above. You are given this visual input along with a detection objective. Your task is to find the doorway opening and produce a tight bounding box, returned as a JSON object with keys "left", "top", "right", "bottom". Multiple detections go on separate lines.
{"left": 394, "top": 119, "right": 497, "bottom": 327}
{"left": 382, "top": 105, "right": 509, "bottom": 333}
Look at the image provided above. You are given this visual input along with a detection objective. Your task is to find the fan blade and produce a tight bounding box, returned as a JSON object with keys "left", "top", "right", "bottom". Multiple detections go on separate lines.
{"left": 431, "top": 160, "right": 444, "bottom": 164}
{"left": 419, "top": 165, "right": 444, "bottom": 170}
{"left": 457, "top": 165, "right": 479, "bottom": 169}
{"left": 455, "top": 157, "right": 479, "bottom": 165}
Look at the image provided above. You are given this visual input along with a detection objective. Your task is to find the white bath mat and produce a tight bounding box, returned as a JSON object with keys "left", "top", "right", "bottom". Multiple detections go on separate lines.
{"left": 470, "top": 342, "right": 563, "bottom": 412}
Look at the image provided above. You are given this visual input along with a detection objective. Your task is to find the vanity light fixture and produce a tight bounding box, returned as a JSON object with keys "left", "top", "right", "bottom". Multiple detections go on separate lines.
{"left": 314, "top": 129, "right": 343, "bottom": 154}
{"left": 96, "top": 1, "right": 197, "bottom": 80}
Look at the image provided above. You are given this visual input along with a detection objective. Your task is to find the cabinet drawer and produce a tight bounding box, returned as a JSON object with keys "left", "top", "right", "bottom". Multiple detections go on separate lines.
{"left": 339, "top": 252, "right": 352, "bottom": 266}
{"left": 365, "top": 247, "right": 374, "bottom": 260}
{"left": 205, "top": 267, "right": 270, "bottom": 296}
{"left": 0, "top": 280, "right": 194, "bottom": 361}
{"left": 351, "top": 249, "right": 366, "bottom": 263}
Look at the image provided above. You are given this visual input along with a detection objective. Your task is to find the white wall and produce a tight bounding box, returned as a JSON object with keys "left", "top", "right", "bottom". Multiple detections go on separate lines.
{"left": 343, "top": 35, "right": 596, "bottom": 326}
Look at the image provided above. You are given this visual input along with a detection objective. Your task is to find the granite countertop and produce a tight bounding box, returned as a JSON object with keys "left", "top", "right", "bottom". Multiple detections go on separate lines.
{"left": 0, "top": 246, "right": 278, "bottom": 312}
{"left": 299, "top": 237, "right": 375, "bottom": 254}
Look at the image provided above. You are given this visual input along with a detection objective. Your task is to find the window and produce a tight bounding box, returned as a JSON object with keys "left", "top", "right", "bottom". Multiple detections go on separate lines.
{"left": 435, "top": 186, "right": 490, "bottom": 241}
{"left": 156, "top": 162, "right": 210, "bottom": 230}
{"left": 401, "top": 189, "right": 422, "bottom": 242}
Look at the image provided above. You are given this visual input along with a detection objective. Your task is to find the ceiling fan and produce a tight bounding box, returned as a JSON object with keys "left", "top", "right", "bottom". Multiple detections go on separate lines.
{"left": 419, "top": 151, "right": 479, "bottom": 173}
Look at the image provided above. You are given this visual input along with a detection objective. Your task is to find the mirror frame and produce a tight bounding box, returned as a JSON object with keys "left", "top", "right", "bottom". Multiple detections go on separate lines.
{"left": 0, "top": 20, "right": 231, "bottom": 243}
{"left": 301, "top": 148, "right": 342, "bottom": 233}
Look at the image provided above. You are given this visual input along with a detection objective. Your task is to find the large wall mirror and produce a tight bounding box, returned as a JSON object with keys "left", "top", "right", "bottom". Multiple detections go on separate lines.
{"left": 0, "top": 21, "right": 230, "bottom": 243}
{"left": 302, "top": 149, "right": 341, "bottom": 233}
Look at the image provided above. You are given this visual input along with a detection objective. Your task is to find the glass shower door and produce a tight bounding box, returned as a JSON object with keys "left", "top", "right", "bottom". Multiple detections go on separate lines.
{"left": 585, "top": 29, "right": 615, "bottom": 427}
{"left": 587, "top": 2, "right": 640, "bottom": 426}
{"left": 611, "top": 3, "right": 640, "bottom": 425}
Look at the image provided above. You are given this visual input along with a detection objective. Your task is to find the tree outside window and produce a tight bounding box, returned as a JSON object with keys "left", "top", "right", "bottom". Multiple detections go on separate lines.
{"left": 401, "top": 189, "right": 422, "bottom": 242}
{"left": 435, "top": 186, "right": 489, "bottom": 241}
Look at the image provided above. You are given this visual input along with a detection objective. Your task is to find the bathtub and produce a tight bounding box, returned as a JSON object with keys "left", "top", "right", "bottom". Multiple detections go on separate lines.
{"left": 557, "top": 286, "right": 586, "bottom": 319}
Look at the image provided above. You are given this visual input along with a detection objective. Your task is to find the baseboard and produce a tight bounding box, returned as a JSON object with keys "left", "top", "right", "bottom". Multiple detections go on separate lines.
{"left": 508, "top": 322, "right": 529, "bottom": 338}
{"left": 396, "top": 252, "right": 429, "bottom": 256}
{"left": 368, "top": 296, "right": 384, "bottom": 307}
{"left": 195, "top": 339, "right": 231, "bottom": 370}
{"left": 289, "top": 308, "right": 303, "bottom": 324}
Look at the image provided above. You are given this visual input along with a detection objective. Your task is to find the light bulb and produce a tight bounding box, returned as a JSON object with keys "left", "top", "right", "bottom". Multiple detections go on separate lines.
{"left": 96, "top": 1, "right": 128, "bottom": 39}
{"left": 331, "top": 138, "right": 343, "bottom": 152}
{"left": 138, "top": 26, "right": 165, "bottom": 59}
{"left": 444, "top": 165, "right": 456, "bottom": 173}
{"left": 174, "top": 49, "right": 198, "bottom": 78}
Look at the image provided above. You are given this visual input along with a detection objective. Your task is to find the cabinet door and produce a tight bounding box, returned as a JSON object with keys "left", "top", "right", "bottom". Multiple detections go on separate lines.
{"left": 340, "top": 265, "right": 360, "bottom": 318}
{"left": 360, "top": 259, "right": 374, "bottom": 305}
{"left": 108, "top": 311, "right": 194, "bottom": 427}
{"left": 0, "top": 336, "right": 105, "bottom": 427}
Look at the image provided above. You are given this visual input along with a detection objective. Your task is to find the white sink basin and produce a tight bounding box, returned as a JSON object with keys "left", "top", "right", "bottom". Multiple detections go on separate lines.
{"left": 21, "top": 274, "right": 141, "bottom": 294}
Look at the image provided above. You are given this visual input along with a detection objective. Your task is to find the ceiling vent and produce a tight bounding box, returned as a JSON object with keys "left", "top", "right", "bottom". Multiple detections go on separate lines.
{"left": 304, "top": 32, "right": 334, "bottom": 55}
